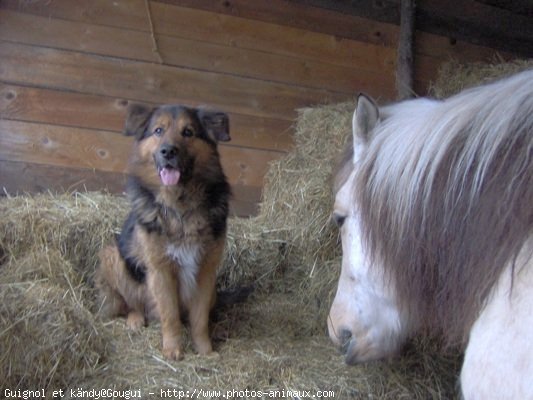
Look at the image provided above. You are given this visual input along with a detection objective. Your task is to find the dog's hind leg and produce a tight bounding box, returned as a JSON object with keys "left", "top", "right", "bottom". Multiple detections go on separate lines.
{"left": 95, "top": 245, "right": 129, "bottom": 318}
{"left": 95, "top": 244, "right": 148, "bottom": 329}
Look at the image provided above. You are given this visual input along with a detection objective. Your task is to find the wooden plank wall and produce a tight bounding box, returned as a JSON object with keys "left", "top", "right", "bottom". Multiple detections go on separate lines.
{"left": 0, "top": 0, "right": 506, "bottom": 216}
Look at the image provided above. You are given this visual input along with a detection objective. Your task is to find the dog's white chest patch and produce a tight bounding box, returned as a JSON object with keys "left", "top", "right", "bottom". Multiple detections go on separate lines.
{"left": 166, "top": 243, "right": 202, "bottom": 301}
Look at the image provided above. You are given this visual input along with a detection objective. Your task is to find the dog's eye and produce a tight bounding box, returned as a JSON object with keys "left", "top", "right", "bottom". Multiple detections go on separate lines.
{"left": 182, "top": 128, "right": 194, "bottom": 138}
{"left": 154, "top": 127, "right": 164, "bottom": 136}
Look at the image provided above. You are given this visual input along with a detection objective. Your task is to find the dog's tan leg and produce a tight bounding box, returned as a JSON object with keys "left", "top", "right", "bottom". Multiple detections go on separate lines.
{"left": 188, "top": 241, "right": 223, "bottom": 355}
{"left": 96, "top": 244, "right": 150, "bottom": 327}
{"left": 95, "top": 245, "right": 129, "bottom": 318}
{"left": 188, "top": 276, "right": 215, "bottom": 355}
{"left": 140, "top": 231, "right": 183, "bottom": 360}
{"left": 148, "top": 264, "right": 183, "bottom": 360}
{"left": 138, "top": 230, "right": 182, "bottom": 360}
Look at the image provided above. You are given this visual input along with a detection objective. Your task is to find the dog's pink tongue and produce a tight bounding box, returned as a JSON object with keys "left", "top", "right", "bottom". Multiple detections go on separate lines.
{"left": 160, "top": 168, "right": 180, "bottom": 186}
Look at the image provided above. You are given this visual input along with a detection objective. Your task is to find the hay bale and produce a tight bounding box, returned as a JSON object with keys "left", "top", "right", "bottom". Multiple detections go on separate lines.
{"left": 0, "top": 192, "right": 127, "bottom": 390}
{"left": 0, "top": 282, "right": 107, "bottom": 390}
{"left": 0, "top": 192, "right": 128, "bottom": 269}
{"left": 220, "top": 102, "right": 355, "bottom": 334}
{"left": 429, "top": 58, "right": 533, "bottom": 99}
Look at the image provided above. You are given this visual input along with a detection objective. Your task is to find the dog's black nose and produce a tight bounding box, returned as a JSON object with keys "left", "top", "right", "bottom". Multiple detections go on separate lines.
{"left": 159, "top": 144, "right": 178, "bottom": 160}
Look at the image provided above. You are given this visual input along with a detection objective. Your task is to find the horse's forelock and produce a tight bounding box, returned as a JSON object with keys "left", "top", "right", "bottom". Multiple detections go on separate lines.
{"left": 354, "top": 70, "right": 533, "bottom": 345}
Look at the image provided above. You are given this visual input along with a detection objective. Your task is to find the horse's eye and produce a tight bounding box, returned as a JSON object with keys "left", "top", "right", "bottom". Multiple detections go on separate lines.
{"left": 332, "top": 212, "right": 346, "bottom": 227}
{"left": 154, "top": 127, "right": 163, "bottom": 136}
{"left": 182, "top": 128, "right": 194, "bottom": 138}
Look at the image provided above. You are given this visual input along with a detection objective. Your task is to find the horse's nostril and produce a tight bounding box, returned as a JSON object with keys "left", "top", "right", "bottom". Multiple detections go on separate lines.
{"left": 339, "top": 328, "right": 352, "bottom": 341}
{"left": 339, "top": 328, "right": 353, "bottom": 354}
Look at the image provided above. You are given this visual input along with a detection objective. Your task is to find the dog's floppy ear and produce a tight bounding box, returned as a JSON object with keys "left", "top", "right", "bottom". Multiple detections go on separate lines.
{"left": 124, "top": 103, "right": 154, "bottom": 139}
{"left": 197, "top": 110, "right": 231, "bottom": 142}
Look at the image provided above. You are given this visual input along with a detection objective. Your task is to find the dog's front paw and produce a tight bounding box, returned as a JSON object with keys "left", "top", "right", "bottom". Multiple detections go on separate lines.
{"left": 126, "top": 311, "right": 145, "bottom": 330}
{"left": 203, "top": 351, "right": 220, "bottom": 359}
{"left": 162, "top": 345, "right": 184, "bottom": 361}
{"left": 162, "top": 334, "right": 183, "bottom": 360}
{"left": 193, "top": 338, "right": 213, "bottom": 356}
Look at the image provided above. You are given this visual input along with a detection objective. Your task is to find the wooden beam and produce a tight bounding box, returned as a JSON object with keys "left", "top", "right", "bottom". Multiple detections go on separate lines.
{"left": 415, "top": 0, "right": 533, "bottom": 57}
{"left": 0, "top": 83, "right": 293, "bottom": 152}
{"left": 0, "top": 9, "right": 395, "bottom": 97}
{"left": 396, "top": 0, "right": 415, "bottom": 99}
{"left": 153, "top": 0, "right": 399, "bottom": 48}
{"left": 476, "top": 0, "right": 533, "bottom": 16}
{"left": 289, "top": 0, "right": 533, "bottom": 57}
{"left": 289, "top": 0, "right": 400, "bottom": 25}
{"left": 0, "top": 119, "right": 283, "bottom": 189}
{"left": 0, "top": 41, "right": 348, "bottom": 121}
{"left": 0, "top": 160, "right": 127, "bottom": 195}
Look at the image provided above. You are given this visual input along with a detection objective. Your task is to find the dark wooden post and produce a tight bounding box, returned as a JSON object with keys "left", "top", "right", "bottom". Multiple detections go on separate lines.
{"left": 397, "top": 0, "right": 415, "bottom": 99}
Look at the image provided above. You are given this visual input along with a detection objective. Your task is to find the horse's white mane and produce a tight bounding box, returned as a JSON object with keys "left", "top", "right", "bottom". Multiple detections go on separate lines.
{"left": 355, "top": 70, "right": 533, "bottom": 344}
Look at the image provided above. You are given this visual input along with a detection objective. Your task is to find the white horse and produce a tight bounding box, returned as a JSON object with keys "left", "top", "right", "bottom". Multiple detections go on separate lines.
{"left": 328, "top": 70, "right": 533, "bottom": 399}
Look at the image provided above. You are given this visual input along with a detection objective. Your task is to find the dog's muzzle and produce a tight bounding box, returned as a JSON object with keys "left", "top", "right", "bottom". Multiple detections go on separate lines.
{"left": 156, "top": 144, "right": 181, "bottom": 186}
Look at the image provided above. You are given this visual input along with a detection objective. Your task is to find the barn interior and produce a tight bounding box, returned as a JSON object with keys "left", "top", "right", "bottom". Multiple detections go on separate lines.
{"left": 0, "top": 1, "right": 532, "bottom": 398}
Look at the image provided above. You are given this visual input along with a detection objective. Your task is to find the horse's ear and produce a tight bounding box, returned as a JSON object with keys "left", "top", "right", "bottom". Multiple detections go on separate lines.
{"left": 353, "top": 93, "right": 379, "bottom": 143}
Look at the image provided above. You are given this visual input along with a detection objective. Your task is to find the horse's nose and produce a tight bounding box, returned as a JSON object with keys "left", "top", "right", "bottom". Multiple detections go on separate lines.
{"left": 338, "top": 328, "right": 353, "bottom": 354}
{"left": 338, "top": 328, "right": 362, "bottom": 365}
{"left": 344, "top": 341, "right": 359, "bottom": 365}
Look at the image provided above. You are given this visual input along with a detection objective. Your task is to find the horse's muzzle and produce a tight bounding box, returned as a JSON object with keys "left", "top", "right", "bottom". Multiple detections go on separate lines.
{"left": 336, "top": 328, "right": 361, "bottom": 365}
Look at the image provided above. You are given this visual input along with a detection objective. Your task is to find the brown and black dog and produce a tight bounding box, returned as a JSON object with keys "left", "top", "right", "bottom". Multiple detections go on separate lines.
{"left": 96, "top": 103, "right": 231, "bottom": 360}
